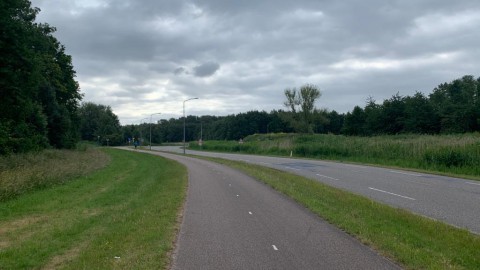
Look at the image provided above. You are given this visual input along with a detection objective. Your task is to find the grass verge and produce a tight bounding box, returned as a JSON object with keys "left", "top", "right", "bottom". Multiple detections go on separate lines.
{"left": 203, "top": 156, "right": 480, "bottom": 269}
{"left": 0, "top": 146, "right": 110, "bottom": 201}
{"left": 0, "top": 148, "right": 187, "bottom": 269}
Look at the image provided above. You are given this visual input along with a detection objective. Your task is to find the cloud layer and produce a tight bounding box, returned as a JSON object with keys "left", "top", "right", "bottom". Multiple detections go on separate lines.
{"left": 31, "top": 0, "right": 480, "bottom": 124}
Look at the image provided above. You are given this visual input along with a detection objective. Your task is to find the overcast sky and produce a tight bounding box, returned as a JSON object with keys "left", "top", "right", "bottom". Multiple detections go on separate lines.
{"left": 31, "top": 0, "right": 480, "bottom": 124}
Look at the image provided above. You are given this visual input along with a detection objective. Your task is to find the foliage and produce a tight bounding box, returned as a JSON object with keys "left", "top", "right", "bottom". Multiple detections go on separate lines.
{"left": 0, "top": 0, "right": 82, "bottom": 154}
{"left": 190, "top": 133, "right": 480, "bottom": 178}
{"left": 78, "top": 102, "right": 122, "bottom": 145}
{"left": 343, "top": 75, "right": 480, "bottom": 136}
{"left": 283, "top": 84, "right": 322, "bottom": 133}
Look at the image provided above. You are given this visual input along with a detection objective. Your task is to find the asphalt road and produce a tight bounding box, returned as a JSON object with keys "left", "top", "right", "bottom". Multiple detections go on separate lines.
{"left": 153, "top": 146, "right": 480, "bottom": 234}
{"left": 123, "top": 148, "right": 400, "bottom": 269}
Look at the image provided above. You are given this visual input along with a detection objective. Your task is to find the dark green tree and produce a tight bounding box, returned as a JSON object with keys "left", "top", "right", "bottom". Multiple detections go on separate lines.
{"left": 78, "top": 102, "right": 122, "bottom": 145}
{"left": 403, "top": 92, "right": 439, "bottom": 133}
{"left": 0, "top": 0, "right": 81, "bottom": 153}
{"left": 429, "top": 75, "right": 479, "bottom": 133}
{"left": 342, "top": 106, "right": 366, "bottom": 136}
{"left": 283, "top": 84, "right": 322, "bottom": 133}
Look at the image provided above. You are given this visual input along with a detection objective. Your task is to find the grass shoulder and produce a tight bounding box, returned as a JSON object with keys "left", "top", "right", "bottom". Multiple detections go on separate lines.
{"left": 200, "top": 155, "right": 480, "bottom": 269}
{"left": 0, "top": 148, "right": 187, "bottom": 269}
{"left": 189, "top": 133, "right": 480, "bottom": 180}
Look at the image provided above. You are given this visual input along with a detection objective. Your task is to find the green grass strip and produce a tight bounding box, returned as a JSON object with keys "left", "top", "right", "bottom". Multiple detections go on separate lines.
{"left": 0, "top": 148, "right": 187, "bottom": 269}
{"left": 204, "top": 156, "right": 480, "bottom": 270}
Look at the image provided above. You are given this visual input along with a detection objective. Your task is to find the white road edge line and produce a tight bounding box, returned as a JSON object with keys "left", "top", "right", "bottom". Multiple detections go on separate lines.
{"left": 368, "top": 187, "right": 416, "bottom": 201}
{"left": 466, "top": 182, "right": 480, "bottom": 186}
{"left": 272, "top": 245, "right": 278, "bottom": 251}
{"left": 316, "top": 174, "right": 340, "bottom": 181}
{"left": 389, "top": 170, "right": 422, "bottom": 177}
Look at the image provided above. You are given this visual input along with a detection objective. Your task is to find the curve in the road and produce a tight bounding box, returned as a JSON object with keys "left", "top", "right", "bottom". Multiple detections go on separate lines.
{"left": 154, "top": 146, "right": 480, "bottom": 234}
{"left": 125, "top": 148, "right": 400, "bottom": 269}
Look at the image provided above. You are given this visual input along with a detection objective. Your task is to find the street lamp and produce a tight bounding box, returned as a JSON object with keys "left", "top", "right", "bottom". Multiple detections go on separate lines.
{"left": 139, "top": 117, "right": 149, "bottom": 146}
{"left": 183, "top": 97, "right": 199, "bottom": 154}
{"left": 149, "top": 112, "right": 161, "bottom": 150}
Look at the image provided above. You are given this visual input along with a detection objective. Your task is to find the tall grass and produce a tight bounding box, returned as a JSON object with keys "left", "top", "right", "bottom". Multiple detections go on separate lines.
{"left": 190, "top": 133, "right": 480, "bottom": 178}
{"left": 0, "top": 146, "right": 110, "bottom": 201}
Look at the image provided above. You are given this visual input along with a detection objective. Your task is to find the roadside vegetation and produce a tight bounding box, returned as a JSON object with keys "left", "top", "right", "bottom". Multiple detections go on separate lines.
{"left": 0, "top": 148, "right": 187, "bottom": 269}
{"left": 0, "top": 144, "right": 110, "bottom": 201}
{"left": 205, "top": 156, "right": 480, "bottom": 269}
{"left": 190, "top": 132, "right": 480, "bottom": 179}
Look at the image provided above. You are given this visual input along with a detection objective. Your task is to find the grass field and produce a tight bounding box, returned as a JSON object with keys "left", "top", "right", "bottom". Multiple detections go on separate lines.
{"left": 204, "top": 156, "right": 480, "bottom": 270}
{"left": 0, "top": 148, "right": 187, "bottom": 269}
{"left": 190, "top": 133, "right": 480, "bottom": 179}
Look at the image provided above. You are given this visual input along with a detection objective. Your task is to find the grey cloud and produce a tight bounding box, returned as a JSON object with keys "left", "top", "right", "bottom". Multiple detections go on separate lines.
{"left": 174, "top": 67, "right": 186, "bottom": 75}
{"left": 30, "top": 0, "right": 480, "bottom": 124}
{"left": 193, "top": 62, "right": 220, "bottom": 77}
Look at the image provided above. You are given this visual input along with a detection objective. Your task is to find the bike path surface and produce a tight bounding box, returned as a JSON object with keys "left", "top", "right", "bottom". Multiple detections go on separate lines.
{"left": 121, "top": 148, "right": 400, "bottom": 269}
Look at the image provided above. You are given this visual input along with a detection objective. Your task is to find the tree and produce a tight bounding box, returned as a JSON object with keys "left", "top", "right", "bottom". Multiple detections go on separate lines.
{"left": 381, "top": 93, "right": 406, "bottom": 134}
{"left": 0, "top": 0, "right": 81, "bottom": 153}
{"left": 78, "top": 102, "right": 121, "bottom": 145}
{"left": 429, "top": 75, "right": 479, "bottom": 133}
{"left": 403, "top": 92, "right": 439, "bottom": 134}
{"left": 342, "top": 106, "right": 366, "bottom": 136}
{"left": 283, "top": 84, "right": 322, "bottom": 133}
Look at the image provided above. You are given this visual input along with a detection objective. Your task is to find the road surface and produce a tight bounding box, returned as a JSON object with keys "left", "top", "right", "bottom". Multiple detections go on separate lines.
{"left": 154, "top": 146, "right": 480, "bottom": 234}
{"left": 122, "top": 148, "right": 400, "bottom": 269}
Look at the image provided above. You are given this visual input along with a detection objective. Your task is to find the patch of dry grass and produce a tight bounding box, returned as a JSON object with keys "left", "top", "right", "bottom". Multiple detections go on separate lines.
{"left": 0, "top": 147, "right": 110, "bottom": 201}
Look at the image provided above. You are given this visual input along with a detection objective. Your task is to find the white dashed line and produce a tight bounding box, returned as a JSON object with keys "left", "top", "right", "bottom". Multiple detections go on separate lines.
{"left": 369, "top": 187, "right": 416, "bottom": 200}
{"left": 248, "top": 211, "right": 252, "bottom": 215}
{"left": 466, "top": 182, "right": 480, "bottom": 186}
{"left": 316, "top": 174, "right": 340, "bottom": 181}
{"left": 272, "top": 245, "right": 278, "bottom": 251}
{"left": 389, "top": 170, "right": 422, "bottom": 177}
{"left": 285, "top": 166, "right": 301, "bottom": 171}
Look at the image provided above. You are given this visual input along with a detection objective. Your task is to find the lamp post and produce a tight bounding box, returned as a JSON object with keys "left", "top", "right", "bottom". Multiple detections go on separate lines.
{"left": 139, "top": 117, "right": 149, "bottom": 146}
{"left": 149, "top": 113, "right": 161, "bottom": 150}
{"left": 183, "top": 97, "right": 199, "bottom": 154}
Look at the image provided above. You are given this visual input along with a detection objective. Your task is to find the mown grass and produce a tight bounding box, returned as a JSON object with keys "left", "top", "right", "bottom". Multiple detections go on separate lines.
{"left": 0, "top": 146, "right": 110, "bottom": 201}
{"left": 190, "top": 133, "right": 480, "bottom": 179}
{"left": 204, "top": 156, "right": 480, "bottom": 269}
{"left": 0, "top": 148, "right": 187, "bottom": 269}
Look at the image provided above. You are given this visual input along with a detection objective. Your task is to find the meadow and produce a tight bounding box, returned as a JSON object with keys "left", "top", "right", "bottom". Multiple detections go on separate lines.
{"left": 0, "top": 148, "right": 187, "bottom": 269}
{"left": 190, "top": 133, "right": 480, "bottom": 179}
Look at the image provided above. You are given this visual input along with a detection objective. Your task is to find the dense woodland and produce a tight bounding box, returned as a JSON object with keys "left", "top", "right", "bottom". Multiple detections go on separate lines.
{"left": 1, "top": 0, "right": 82, "bottom": 154}
{"left": 2, "top": 2, "right": 479, "bottom": 153}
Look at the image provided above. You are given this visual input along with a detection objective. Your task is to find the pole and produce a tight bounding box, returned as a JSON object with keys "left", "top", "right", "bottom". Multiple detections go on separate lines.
{"left": 150, "top": 113, "right": 161, "bottom": 151}
{"left": 183, "top": 98, "right": 199, "bottom": 154}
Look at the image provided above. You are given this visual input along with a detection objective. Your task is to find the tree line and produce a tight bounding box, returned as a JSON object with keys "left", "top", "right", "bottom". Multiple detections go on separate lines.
{"left": 115, "top": 75, "right": 479, "bottom": 145}
{"left": 1, "top": 0, "right": 82, "bottom": 154}
{"left": 342, "top": 75, "right": 480, "bottom": 135}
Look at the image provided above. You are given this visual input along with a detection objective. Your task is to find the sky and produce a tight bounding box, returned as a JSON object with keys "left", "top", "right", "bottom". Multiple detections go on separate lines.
{"left": 31, "top": 0, "right": 480, "bottom": 125}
